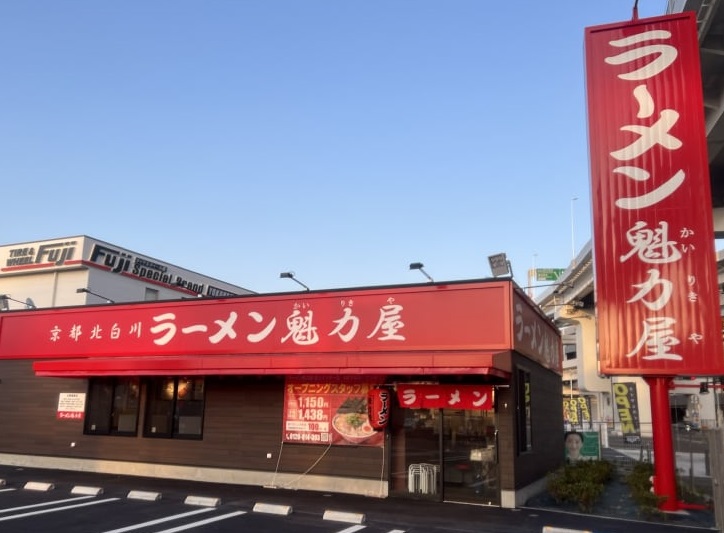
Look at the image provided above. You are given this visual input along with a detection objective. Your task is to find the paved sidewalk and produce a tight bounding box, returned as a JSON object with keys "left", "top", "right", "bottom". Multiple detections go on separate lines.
{"left": 0, "top": 465, "right": 718, "bottom": 533}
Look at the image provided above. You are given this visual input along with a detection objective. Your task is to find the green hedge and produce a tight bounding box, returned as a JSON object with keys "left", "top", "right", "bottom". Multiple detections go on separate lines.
{"left": 546, "top": 460, "right": 615, "bottom": 512}
{"left": 625, "top": 462, "right": 665, "bottom": 518}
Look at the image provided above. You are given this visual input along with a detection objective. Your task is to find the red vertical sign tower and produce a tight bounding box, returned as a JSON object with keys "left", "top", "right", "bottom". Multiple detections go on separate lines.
{"left": 586, "top": 12, "right": 724, "bottom": 510}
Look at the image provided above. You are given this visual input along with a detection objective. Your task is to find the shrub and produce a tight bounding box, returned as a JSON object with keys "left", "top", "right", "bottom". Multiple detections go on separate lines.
{"left": 546, "top": 460, "right": 614, "bottom": 512}
{"left": 626, "top": 462, "right": 665, "bottom": 518}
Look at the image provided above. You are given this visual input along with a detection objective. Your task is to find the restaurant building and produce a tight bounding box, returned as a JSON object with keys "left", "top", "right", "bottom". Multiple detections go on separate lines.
{"left": 0, "top": 237, "right": 564, "bottom": 508}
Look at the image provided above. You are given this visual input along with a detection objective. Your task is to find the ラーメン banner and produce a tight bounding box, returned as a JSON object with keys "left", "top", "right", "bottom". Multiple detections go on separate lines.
{"left": 585, "top": 13, "right": 724, "bottom": 375}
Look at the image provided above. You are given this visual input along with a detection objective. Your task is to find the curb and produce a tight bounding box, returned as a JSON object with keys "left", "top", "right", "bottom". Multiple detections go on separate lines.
{"left": 24, "top": 481, "right": 54, "bottom": 491}
{"left": 184, "top": 495, "right": 221, "bottom": 507}
{"left": 322, "top": 509, "right": 366, "bottom": 524}
{"left": 253, "top": 502, "right": 293, "bottom": 515}
{"left": 71, "top": 486, "right": 104, "bottom": 496}
{"left": 127, "top": 490, "right": 162, "bottom": 501}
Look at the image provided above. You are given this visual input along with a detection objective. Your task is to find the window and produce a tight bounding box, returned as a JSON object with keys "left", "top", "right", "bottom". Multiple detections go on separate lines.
{"left": 563, "top": 344, "right": 577, "bottom": 361}
{"left": 84, "top": 378, "right": 140, "bottom": 436}
{"left": 516, "top": 369, "right": 532, "bottom": 453}
{"left": 144, "top": 288, "right": 159, "bottom": 301}
{"left": 144, "top": 377, "right": 205, "bottom": 439}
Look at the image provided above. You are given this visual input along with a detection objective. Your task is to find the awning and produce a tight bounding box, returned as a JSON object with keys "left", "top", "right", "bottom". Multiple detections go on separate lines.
{"left": 33, "top": 350, "right": 512, "bottom": 378}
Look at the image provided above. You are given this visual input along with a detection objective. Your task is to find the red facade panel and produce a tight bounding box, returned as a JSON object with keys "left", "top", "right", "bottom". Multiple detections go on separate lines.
{"left": 0, "top": 282, "right": 511, "bottom": 360}
{"left": 512, "top": 290, "right": 562, "bottom": 373}
{"left": 586, "top": 13, "right": 724, "bottom": 375}
{"left": 0, "top": 280, "right": 555, "bottom": 377}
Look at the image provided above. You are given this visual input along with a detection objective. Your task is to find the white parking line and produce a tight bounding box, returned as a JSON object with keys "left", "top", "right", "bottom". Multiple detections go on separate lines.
{"left": 0, "top": 489, "right": 16, "bottom": 493}
{"left": 152, "top": 511, "right": 246, "bottom": 532}
{"left": 0, "top": 495, "right": 95, "bottom": 513}
{"left": 336, "top": 526, "right": 366, "bottom": 533}
{"left": 100, "top": 508, "right": 217, "bottom": 533}
{"left": 0, "top": 497, "right": 119, "bottom": 521}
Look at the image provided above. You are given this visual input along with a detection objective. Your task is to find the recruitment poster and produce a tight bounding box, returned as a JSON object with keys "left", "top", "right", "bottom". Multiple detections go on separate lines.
{"left": 283, "top": 377, "right": 384, "bottom": 447}
{"left": 564, "top": 430, "right": 601, "bottom": 462}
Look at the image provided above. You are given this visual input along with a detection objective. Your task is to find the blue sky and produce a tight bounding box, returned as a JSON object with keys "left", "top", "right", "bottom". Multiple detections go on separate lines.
{"left": 1, "top": 1, "right": 669, "bottom": 294}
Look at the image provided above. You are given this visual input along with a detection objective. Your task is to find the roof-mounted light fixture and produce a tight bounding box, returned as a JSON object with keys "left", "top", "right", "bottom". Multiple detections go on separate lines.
{"left": 488, "top": 253, "right": 513, "bottom": 278}
{"left": 76, "top": 287, "right": 115, "bottom": 303}
{"left": 409, "top": 262, "right": 434, "bottom": 282}
{"left": 279, "top": 272, "right": 310, "bottom": 291}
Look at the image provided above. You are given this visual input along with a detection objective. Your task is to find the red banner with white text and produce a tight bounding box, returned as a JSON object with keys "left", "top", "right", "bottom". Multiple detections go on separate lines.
{"left": 396, "top": 384, "right": 493, "bottom": 410}
{"left": 585, "top": 13, "right": 724, "bottom": 375}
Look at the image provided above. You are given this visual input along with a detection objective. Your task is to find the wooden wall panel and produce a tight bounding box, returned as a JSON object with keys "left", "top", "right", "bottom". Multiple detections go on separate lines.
{"left": 0, "top": 363, "right": 386, "bottom": 481}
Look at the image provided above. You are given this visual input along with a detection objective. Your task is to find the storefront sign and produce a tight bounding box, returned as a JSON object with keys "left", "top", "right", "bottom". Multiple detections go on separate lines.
{"left": 1, "top": 240, "right": 78, "bottom": 272}
{"left": 0, "top": 280, "right": 558, "bottom": 377}
{"left": 89, "top": 243, "right": 230, "bottom": 296}
{"left": 586, "top": 13, "right": 724, "bottom": 375}
{"left": 613, "top": 382, "right": 641, "bottom": 438}
{"left": 56, "top": 392, "right": 86, "bottom": 420}
{"left": 512, "top": 291, "right": 561, "bottom": 372}
{"left": 396, "top": 384, "right": 493, "bottom": 410}
{"left": 0, "top": 237, "right": 240, "bottom": 298}
{"left": 2, "top": 282, "right": 519, "bottom": 357}
{"left": 283, "top": 378, "right": 384, "bottom": 446}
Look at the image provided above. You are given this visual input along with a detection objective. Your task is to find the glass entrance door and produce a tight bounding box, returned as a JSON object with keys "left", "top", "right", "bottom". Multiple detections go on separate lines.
{"left": 390, "top": 407, "right": 441, "bottom": 500}
{"left": 441, "top": 409, "right": 498, "bottom": 505}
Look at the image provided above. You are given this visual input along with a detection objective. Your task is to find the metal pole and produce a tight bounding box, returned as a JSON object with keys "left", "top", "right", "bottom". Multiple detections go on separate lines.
{"left": 570, "top": 197, "right": 578, "bottom": 265}
{"left": 688, "top": 426, "right": 694, "bottom": 491}
{"left": 645, "top": 376, "right": 679, "bottom": 511}
{"left": 714, "top": 378, "right": 720, "bottom": 428}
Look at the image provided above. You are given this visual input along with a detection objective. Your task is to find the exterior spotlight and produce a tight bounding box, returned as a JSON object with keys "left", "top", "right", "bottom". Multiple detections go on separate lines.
{"left": 488, "top": 253, "right": 512, "bottom": 278}
{"left": 76, "top": 287, "right": 115, "bottom": 303}
{"left": 279, "top": 272, "right": 310, "bottom": 291}
{"left": 409, "top": 262, "right": 434, "bottom": 282}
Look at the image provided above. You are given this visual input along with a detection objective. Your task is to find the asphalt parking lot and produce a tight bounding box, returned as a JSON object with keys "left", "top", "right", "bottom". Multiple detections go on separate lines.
{"left": 0, "top": 465, "right": 716, "bottom": 533}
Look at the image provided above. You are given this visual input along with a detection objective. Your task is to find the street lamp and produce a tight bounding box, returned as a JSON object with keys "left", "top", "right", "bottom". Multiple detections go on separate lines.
{"left": 409, "top": 262, "right": 434, "bottom": 282}
{"left": 76, "top": 287, "right": 114, "bottom": 303}
{"left": 279, "top": 272, "right": 310, "bottom": 291}
{"left": 0, "top": 294, "right": 36, "bottom": 310}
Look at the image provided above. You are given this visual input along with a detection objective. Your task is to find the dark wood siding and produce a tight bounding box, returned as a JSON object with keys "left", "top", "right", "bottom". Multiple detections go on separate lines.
{"left": 509, "top": 354, "right": 564, "bottom": 488}
{"left": 0, "top": 362, "right": 385, "bottom": 480}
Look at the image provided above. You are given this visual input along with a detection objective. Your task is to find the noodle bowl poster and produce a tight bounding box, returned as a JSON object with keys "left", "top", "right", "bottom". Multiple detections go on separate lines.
{"left": 283, "top": 377, "right": 384, "bottom": 447}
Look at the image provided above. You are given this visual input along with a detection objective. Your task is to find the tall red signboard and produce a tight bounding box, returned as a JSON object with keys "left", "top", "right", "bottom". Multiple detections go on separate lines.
{"left": 586, "top": 12, "right": 724, "bottom": 376}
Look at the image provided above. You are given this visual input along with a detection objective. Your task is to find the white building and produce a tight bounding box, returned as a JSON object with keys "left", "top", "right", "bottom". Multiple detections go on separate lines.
{"left": 0, "top": 236, "right": 253, "bottom": 311}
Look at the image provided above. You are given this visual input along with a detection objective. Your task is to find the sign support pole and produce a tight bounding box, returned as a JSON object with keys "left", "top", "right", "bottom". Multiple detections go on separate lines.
{"left": 645, "top": 376, "right": 678, "bottom": 511}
